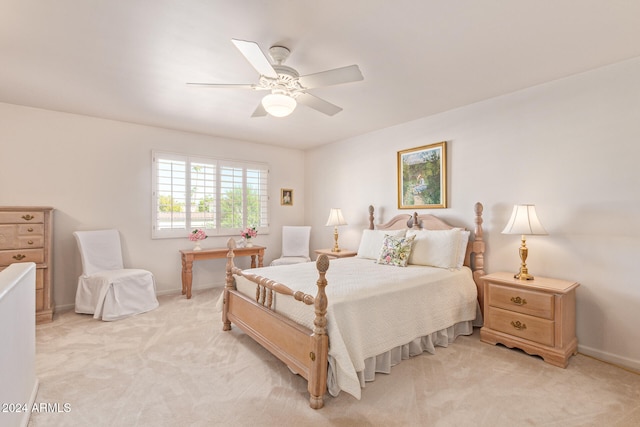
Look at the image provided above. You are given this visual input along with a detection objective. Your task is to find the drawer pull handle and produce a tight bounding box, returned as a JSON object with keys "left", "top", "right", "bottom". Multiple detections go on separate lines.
{"left": 510, "top": 296, "right": 527, "bottom": 306}
{"left": 28, "top": 240, "right": 34, "bottom": 245}
{"left": 28, "top": 227, "right": 34, "bottom": 232}
{"left": 511, "top": 320, "right": 527, "bottom": 331}
{"left": 13, "top": 254, "right": 26, "bottom": 261}
{"left": 21, "top": 215, "right": 35, "bottom": 221}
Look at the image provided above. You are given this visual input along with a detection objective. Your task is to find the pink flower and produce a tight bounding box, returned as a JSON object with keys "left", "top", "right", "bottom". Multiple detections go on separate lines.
{"left": 189, "top": 229, "right": 207, "bottom": 241}
{"left": 240, "top": 226, "right": 258, "bottom": 239}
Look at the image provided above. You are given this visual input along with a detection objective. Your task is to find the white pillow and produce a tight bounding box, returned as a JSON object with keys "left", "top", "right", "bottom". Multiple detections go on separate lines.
{"left": 356, "top": 229, "right": 406, "bottom": 259}
{"left": 456, "top": 230, "right": 471, "bottom": 269}
{"left": 407, "top": 228, "right": 464, "bottom": 269}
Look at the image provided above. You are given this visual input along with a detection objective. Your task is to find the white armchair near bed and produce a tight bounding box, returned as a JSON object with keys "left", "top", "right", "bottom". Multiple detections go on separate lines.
{"left": 270, "top": 226, "right": 312, "bottom": 266}
{"left": 73, "top": 229, "right": 159, "bottom": 321}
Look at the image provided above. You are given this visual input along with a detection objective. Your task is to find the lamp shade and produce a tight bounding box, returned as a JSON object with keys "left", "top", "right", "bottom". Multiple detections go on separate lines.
{"left": 325, "top": 208, "right": 347, "bottom": 227}
{"left": 261, "top": 93, "right": 296, "bottom": 117}
{"left": 501, "top": 204, "right": 548, "bottom": 235}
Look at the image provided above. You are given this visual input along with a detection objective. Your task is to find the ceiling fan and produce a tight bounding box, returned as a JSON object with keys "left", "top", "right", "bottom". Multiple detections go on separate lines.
{"left": 187, "top": 39, "right": 364, "bottom": 118}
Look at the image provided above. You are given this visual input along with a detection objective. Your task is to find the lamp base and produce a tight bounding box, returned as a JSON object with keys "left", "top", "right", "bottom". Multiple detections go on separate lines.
{"left": 514, "top": 271, "right": 535, "bottom": 280}
{"left": 331, "top": 226, "right": 341, "bottom": 252}
{"left": 514, "top": 235, "right": 534, "bottom": 280}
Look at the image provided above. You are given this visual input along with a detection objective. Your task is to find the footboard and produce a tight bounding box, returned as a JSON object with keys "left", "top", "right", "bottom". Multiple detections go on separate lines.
{"left": 222, "top": 238, "right": 329, "bottom": 409}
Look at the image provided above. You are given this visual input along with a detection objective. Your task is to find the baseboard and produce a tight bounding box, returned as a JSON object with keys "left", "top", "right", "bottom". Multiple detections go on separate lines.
{"left": 55, "top": 303, "right": 75, "bottom": 312}
{"left": 578, "top": 344, "right": 640, "bottom": 374}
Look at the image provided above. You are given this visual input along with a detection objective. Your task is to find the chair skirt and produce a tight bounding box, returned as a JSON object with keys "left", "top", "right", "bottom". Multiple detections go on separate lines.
{"left": 75, "top": 269, "right": 159, "bottom": 321}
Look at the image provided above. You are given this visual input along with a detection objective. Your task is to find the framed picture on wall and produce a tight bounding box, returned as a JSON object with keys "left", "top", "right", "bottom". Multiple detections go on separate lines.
{"left": 397, "top": 141, "right": 447, "bottom": 209}
{"left": 281, "top": 188, "right": 293, "bottom": 206}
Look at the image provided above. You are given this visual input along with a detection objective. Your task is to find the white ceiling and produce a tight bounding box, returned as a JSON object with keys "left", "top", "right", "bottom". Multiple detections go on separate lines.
{"left": 3, "top": 1, "right": 640, "bottom": 150}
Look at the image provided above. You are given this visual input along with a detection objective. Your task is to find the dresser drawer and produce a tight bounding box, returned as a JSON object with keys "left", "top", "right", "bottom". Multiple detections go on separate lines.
{"left": 0, "top": 248, "right": 45, "bottom": 266}
{"left": 0, "top": 224, "right": 45, "bottom": 250}
{"left": 487, "top": 306, "right": 554, "bottom": 347}
{"left": 487, "top": 283, "right": 554, "bottom": 320}
{"left": 18, "top": 224, "right": 44, "bottom": 235}
{"left": 0, "top": 211, "right": 45, "bottom": 224}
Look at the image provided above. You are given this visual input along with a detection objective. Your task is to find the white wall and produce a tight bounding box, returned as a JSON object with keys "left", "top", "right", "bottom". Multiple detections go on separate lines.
{"left": 0, "top": 103, "right": 306, "bottom": 309}
{"left": 305, "top": 57, "right": 640, "bottom": 371}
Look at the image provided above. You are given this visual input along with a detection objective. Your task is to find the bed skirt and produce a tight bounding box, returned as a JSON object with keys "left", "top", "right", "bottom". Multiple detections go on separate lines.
{"left": 326, "top": 320, "right": 474, "bottom": 397}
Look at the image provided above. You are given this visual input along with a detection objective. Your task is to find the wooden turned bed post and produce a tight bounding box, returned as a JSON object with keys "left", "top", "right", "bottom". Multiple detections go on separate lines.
{"left": 472, "top": 202, "right": 486, "bottom": 314}
{"left": 309, "top": 254, "right": 330, "bottom": 409}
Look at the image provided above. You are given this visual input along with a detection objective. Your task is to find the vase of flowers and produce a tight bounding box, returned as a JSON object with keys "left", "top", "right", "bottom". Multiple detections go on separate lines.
{"left": 189, "top": 228, "right": 207, "bottom": 251}
{"left": 240, "top": 226, "right": 258, "bottom": 247}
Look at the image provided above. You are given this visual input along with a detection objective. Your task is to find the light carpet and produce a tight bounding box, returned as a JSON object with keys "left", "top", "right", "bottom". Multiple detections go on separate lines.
{"left": 28, "top": 288, "right": 640, "bottom": 427}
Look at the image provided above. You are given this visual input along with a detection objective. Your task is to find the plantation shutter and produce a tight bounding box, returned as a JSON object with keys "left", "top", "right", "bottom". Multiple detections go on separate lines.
{"left": 189, "top": 158, "right": 216, "bottom": 231}
{"left": 246, "top": 164, "right": 269, "bottom": 232}
{"left": 153, "top": 153, "right": 187, "bottom": 238}
{"left": 152, "top": 151, "right": 269, "bottom": 238}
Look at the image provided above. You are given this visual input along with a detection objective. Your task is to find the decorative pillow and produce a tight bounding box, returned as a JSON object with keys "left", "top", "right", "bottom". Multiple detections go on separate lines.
{"left": 376, "top": 234, "right": 415, "bottom": 267}
{"left": 357, "top": 229, "right": 406, "bottom": 260}
{"left": 406, "top": 228, "right": 463, "bottom": 269}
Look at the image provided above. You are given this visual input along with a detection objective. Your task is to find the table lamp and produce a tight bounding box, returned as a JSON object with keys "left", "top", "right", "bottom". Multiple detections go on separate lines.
{"left": 501, "top": 204, "right": 548, "bottom": 280}
{"left": 325, "top": 208, "right": 347, "bottom": 252}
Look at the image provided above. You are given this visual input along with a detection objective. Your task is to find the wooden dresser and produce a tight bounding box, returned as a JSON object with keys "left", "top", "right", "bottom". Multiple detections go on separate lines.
{"left": 480, "top": 272, "right": 579, "bottom": 368}
{"left": 0, "top": 207, "right": 54, "bottom": 323}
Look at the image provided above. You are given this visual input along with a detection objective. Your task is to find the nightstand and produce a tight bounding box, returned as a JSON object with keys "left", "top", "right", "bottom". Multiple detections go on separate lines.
{"left": 314, "top": 248, "right": 357, "bottom": 259}
{"left": 480, "top": 272, "right": 579, "bottom": 368}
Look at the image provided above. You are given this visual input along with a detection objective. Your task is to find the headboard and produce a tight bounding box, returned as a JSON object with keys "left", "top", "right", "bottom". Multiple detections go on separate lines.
{"left": 367, "top": 203, "right": 486, "bottom": 312}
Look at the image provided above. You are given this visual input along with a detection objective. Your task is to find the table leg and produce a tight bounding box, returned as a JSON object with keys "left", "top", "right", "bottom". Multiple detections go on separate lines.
{"left": 182, "top": 256, "right": 193, "bottom": 299}
{"left": 258, "top": 251, "right": 264, "bottom": 267}
{"left": 250, "top": 255, "right": 256, "bottom": 269}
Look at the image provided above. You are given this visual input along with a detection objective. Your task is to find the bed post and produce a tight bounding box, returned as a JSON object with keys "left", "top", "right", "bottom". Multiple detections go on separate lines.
{"left": 368, "top": 205, "right": 375, "bottom": 230}
{"left": 472, "top": 202, "right": 486, "bottom": 315}
{"left": 308, "top": 254, "right": 330, "bottom": 409}
{"left": 223, "top": 238, "right": 237, "bottom": 331}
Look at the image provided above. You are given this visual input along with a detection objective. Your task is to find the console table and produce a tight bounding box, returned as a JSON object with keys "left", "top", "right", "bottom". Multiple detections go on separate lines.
{"left": 179, "top": 246, "right": 265, "bottom": 299}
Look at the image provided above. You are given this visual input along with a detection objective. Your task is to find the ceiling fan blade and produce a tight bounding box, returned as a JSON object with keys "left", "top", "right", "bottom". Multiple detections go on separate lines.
{"left": 251, "top": 102, "right": 268, "bottom": 117}
{"left": 296, "top": 93, "right": 343, "bottom": 116}
{"left": 231, "top": 39, "right": 278, "bottom": 78}
{"left": 299, "top": 64, "right": 363, "bottom": 89}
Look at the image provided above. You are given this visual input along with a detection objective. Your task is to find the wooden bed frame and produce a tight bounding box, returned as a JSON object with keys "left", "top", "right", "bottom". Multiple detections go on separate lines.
{"left": 222, "top": 202, "right": 485, "bottom": 409}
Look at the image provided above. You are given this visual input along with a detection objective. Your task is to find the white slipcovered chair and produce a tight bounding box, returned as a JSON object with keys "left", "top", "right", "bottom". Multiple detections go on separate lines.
{"left": 270, "top": 226, "right": 312, "bottom": 266}
{"left": 73, "top": 229, "right": 159, "bottom": 321}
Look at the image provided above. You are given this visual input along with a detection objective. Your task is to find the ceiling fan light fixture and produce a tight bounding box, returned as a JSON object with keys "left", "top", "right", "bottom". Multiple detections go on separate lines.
{"left": 261, "top": 93, "right": 296, "bottom": 117}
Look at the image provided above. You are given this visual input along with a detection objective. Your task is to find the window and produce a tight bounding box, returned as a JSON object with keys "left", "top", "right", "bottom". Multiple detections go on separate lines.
{"left": 152, "top": 151, "right": 269, "bottom": 239}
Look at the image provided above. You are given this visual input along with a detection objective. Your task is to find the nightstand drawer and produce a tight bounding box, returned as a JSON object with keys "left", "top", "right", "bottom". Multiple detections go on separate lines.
{"left": 487, "top": 306, "right": 554, "bottom": 347}
{"left": 487, "top": 283, "right": 554, "bottom": 319}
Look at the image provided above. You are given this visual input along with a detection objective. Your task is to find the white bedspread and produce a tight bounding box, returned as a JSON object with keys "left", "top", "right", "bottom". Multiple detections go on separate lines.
{"left": 222, "top": 257, "right": 478, "bottom": 399}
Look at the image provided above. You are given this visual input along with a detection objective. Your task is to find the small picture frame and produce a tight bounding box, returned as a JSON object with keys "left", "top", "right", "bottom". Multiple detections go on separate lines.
{"left": 281, "top": 188, "right": 293, "bottom": 206}
{"left": 397, "top": 141, "right": 447, "bottom": 209}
